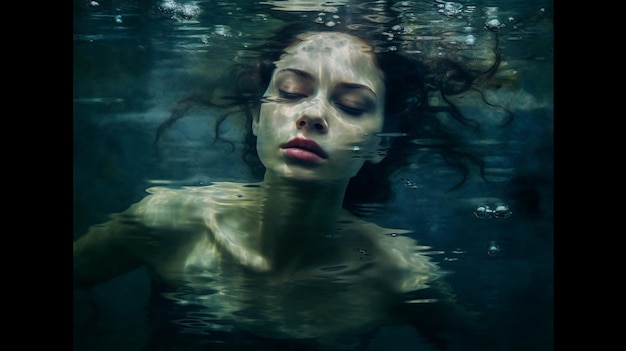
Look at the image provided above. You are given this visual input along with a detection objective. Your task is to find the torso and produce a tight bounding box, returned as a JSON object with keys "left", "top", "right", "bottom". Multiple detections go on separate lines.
{"left": 128, "top": 183, "right": 444, "bottom": 349}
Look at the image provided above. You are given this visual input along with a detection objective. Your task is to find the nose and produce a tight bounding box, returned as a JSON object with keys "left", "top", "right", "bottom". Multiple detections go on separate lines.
{"left": 296, "top": 115, "right": 328, "bottom": 133}
{"left": 295, "top": 99, "right": 329, "bottom": 133}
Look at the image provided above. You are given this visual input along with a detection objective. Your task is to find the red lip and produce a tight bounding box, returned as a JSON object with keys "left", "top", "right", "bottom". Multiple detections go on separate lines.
{"left": 281, "top": 137, "right": 328, "bottom": 161}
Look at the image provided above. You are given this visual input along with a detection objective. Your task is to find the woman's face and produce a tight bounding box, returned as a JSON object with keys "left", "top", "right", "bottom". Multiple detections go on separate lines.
{"left": 253, "top": 32, "right": 386, "bottom": 182}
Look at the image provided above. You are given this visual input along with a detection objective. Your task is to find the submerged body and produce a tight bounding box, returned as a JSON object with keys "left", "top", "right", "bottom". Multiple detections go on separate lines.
{"left": 74, "top": 182, "right": 447, "bottom": 348}
{"left": 74, "top": 31, "right": 496, "bottom": 350}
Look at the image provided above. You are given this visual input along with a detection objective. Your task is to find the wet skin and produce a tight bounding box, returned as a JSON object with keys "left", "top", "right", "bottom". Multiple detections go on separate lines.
{"left": 254, "top": 32, "right": 387, "bottom": 183}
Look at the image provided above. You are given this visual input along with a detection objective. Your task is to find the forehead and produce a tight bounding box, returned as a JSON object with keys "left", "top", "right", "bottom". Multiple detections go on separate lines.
{"left": 287, "top": 32, "right": 373, "bottom": 55}
{"left": 275, "top": 32, "right": 384, "bottom": 86}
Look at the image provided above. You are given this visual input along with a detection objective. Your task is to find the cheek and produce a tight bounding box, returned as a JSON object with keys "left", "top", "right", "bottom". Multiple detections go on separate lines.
{"left": 256, "top": 104, "right": 300, "bottom": 145}
{"left": 258, "top": 103, "right": 297, "bottom": 126}
{"left": 256, "top": 104, "right": 279, "bottom": 135}
{"left": 335, "top": 117, "right": 383, "bottom": 144}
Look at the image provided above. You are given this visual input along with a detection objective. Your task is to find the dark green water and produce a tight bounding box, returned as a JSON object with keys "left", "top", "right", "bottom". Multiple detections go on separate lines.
{"left": 74, "top": 1, "right": 553, "bottom": 350}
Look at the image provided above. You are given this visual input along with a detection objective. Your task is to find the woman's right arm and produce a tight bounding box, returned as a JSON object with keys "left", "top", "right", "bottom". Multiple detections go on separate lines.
{"left": 74, "top": 187, "right": 204, "bottom": 289}
{"left": 73, "top": 209, "right": 151, "bottom": 289}
{"left": 73, "top": 189, "right": 173, "bottom": 289}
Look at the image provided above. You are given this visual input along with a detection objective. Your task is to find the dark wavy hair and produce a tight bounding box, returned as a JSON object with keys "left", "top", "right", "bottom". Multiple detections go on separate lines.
{"left": 155, "top": 21, "right": 511, "bottom": 215}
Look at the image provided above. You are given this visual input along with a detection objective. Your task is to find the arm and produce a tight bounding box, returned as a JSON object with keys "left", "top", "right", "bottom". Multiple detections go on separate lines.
{"left": 73, "top": 187, "right": 206, "bottom": 289}
{"left": 371, "top": 226, "right": 496, "bottom": 350}
{"left": 73, "top": 210, "right": 150, "bottom": 288}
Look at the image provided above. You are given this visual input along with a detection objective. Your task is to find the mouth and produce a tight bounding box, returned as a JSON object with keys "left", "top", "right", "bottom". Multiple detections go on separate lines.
{"left": 281, "top": 137, "right": 328, "bottom": 162}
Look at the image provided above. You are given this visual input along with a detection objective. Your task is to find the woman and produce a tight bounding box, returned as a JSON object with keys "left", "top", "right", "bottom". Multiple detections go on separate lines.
{"left": 74, "top": 23, "right": 505, "bottom": 351}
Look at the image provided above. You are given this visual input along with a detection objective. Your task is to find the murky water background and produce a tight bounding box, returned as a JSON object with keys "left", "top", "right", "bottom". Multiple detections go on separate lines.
{"left": 74, "top": 0, "right": 553, "bottom": 350}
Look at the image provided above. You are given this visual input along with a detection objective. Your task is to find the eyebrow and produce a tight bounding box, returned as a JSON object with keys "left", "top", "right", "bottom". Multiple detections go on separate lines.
{"left": 276, "top": 68, "right": 314, "bottom": 81}
{"left": 277, "top": 68, "right": 377, "bottom": 97}
{"left": 339, "top": 83, "right": 377, "bottom": 98}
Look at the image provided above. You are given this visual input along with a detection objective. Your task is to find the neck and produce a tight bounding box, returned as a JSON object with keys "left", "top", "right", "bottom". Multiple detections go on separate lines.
{"left": 257, "top": 172, "right": 350, "bottom": 272}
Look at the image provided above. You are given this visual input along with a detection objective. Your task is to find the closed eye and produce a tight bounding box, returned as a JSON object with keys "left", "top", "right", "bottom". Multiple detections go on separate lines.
{"left": 279, "top": 90, "right": 307, "bottom": 100}
{"left": 335, "top": 103, "right": 365, "bottom": 116}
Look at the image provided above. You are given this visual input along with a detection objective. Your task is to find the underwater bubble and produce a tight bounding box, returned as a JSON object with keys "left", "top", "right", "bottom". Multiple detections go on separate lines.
{"left": 484, "top": 18, "right": 504, "bottom": 31}
{"left": 474, "top": 206, "right": 489, "bottom": 219}
{"left": 487, "top": 241, "right": 501, "bottom": 256}
{"left": 493, "top": 205, "right": 512, "bottom": 219}
{"left": 439, "top": 2, "right": 463, "bottom": 16}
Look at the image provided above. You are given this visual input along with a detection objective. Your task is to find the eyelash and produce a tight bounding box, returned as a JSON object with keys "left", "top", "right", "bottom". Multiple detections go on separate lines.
{"left": 335, "top": 103, "right": 364, "bottom": 116}
{"left": 278, "top": 90, "right": 365, "bottom": 117}
{"left": 278, "top": 90, "right": 306, "bottom": 100}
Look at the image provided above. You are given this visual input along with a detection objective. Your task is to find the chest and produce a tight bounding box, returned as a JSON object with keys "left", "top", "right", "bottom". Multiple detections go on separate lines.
{"left": 153, "top": 259, "right": 399, "bottom": 342}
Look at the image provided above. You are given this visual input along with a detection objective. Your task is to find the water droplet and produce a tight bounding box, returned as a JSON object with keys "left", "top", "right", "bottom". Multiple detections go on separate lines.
{"left": 487, "top": 241, "right": 501, "bottom": 256}
{"left": 474, "top": 206, "right": 489, "bottom": 218}
{"left": 493, "top": 205, "right": 512, "bottom": 219}
{"left": 484, "top": 18, "right": 504, "bottom": 31}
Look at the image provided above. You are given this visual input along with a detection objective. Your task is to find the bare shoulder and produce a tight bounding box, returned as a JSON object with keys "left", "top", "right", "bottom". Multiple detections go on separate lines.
{"left": 338, "top": 211, "right": 445, "bottom": 294}
{"left": 130, "top": 182, "right": 264, "bottom": 268}
{"left": 132, "top": 182, "right": 260, "bottom": 227}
